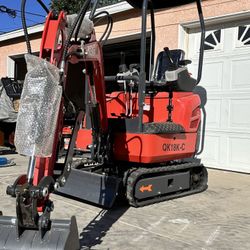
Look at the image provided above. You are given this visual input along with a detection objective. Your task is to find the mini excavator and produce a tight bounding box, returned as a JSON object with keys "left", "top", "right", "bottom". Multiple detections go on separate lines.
{"left": 0, "top": 0, "right": 207, "bottom": 249}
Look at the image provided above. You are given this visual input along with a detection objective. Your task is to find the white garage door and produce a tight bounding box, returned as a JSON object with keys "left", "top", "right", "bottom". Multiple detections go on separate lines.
{"left": 188, "top": 24, "right": 250, "bottom": 173}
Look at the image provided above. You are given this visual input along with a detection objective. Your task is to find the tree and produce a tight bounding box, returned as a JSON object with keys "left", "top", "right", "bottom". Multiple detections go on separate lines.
{"left": 50, "top": 0, "right": 86, "bottom": 14}
{"left": 50, "top": 0, "right": 123, "bottom": 14}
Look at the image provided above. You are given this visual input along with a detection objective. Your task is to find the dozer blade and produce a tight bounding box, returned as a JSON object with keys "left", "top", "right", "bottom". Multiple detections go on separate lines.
{"left": 0, "top": 215, "right": 80, "bottom": 250}
{"left": 58, "top": 168, "right": 121, "bottom": 208}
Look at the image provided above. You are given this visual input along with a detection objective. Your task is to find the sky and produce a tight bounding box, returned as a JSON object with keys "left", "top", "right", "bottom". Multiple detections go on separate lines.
{"left": 0, "top": 0, "right": 51, "bottom": 34}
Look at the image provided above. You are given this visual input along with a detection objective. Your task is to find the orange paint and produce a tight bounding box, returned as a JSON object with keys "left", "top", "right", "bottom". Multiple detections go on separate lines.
{"left": 140, "top": 184, "right": 153, "bottom": 193}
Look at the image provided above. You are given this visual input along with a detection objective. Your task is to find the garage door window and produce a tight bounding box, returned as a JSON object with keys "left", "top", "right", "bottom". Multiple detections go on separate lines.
{"left": 237, "top": 25, "right": 250, "bottom": 46}
{"left": 204, "top": 30, "right": 221, "bottom": 51}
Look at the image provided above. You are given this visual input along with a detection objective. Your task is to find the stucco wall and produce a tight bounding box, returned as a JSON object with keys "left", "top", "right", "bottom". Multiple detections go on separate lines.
{"left": 0, "top": 0, "right": 250, "bottom": 77}
{"left": 0, "top": 34, "right": 42, "bottom": 77}
{"left": 100, "top": 0, "right": 250, "bottom": 52}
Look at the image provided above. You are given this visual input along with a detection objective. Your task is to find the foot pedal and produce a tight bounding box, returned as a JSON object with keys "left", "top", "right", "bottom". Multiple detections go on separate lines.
{"left": 0, "top": 215, "right": 80, "bottom": 249}
{"left": 143, "top": 122, "right": 185, "bottom": 134}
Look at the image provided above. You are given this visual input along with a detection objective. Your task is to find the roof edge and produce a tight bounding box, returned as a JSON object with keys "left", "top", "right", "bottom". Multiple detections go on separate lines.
{"left": 181, "top": 10, "right": 250, "bottom": 30}
{"left": 0, "top": 1, "right": 133, "bottom": 43}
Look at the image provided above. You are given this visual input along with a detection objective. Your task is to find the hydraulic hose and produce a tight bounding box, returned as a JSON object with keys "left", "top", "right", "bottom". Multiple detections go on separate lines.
{"left": 62, "top": 0, "right": 92, "bottom": 65}
{"left": 21, "top": 0, "right": 32, "bottom": 54}
{"left": 89, "top": 0, "right": 100, "bottom": 20}
{"left": 74, "top": 12, "right": 86, "bottom": 41}
{"left": 92, "top": 11, "right": 113, "bottom": 45}
{"left": 37, "top": 0, "right": 49, "bottom": 14}
{"left": 102, "top": 16, "right": 113, "bottom": 45}
{"left": 74, "top": 3, "right": 94, "bottom": 42}
{"left": 21, "top": 0, "right": 49, "bottom": 54}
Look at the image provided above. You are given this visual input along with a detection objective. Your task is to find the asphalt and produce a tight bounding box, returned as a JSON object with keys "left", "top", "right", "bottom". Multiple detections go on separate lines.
{"left": 0, "top": 154, "right": 250, "bottom": 250}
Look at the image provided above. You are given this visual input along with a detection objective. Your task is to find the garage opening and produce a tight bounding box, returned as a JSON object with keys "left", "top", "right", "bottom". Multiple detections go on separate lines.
{"left": 10, "top": 37, "right": 150, "bottom": 82}
{"left": 14, "top": 56, "right": 27, "bottom": 81}
{"left": 103, "top": 37, "right": 151, "bottom": 77}
{"left": 10, "top": 52, "right": 39, "bottom": 81}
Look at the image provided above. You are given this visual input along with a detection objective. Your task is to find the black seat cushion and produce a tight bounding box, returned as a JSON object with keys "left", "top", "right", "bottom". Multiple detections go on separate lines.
{"left": 154, "top": 49, "right": 185, "bottom": 81}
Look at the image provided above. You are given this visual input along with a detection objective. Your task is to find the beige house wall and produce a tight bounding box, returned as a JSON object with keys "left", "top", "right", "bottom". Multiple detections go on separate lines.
{"left": 0, "top": 34, "right": 42, "bottom": 77}
{"left": 102, "top": 0, "right": 250, "bottom": 51}
{"left": 0, "top": 0, "right": 250, "bottom": 77}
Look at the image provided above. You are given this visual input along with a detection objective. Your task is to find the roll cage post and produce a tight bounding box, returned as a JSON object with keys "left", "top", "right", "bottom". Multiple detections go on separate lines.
{"left": 137, "top": 0, "right": 205, "bottom": 132}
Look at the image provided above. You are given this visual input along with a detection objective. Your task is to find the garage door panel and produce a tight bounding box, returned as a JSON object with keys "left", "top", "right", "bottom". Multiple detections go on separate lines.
{"left": 231, "top": 58, "right": 250, "bottom": 88}
{"left": 202, "top": 62, "right": 224, "bottom": 89}
{"left": 228, "top": 136, "right": 250, "bottom": 169}
{"left": 191, "top": 61, "right": 224, "bottom": 89}
{"left": 201, "top": 135, "right": 220, "bottom": 164}
{"left": 205, "top": 99, "right": 221, "bottom": 128}
{"left": 229, "top": 99, "right": 250, "bottom": 130}
{"left": 201, "top": 134, "right": 250, "bottom": 172}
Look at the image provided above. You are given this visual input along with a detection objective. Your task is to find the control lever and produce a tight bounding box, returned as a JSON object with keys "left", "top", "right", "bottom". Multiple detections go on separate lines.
{"left": 119, "top": 52, "right": 128, "bottom": 73}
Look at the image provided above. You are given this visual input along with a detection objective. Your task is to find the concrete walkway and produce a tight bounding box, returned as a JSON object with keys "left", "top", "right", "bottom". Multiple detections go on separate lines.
{"left": 0, "top": 154, "right": 250, "bottom": 250}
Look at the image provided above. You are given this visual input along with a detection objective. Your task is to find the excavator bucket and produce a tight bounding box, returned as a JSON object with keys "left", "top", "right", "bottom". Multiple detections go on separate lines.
{"left": 0, "top": 215, "right": 80, "bottom": 250}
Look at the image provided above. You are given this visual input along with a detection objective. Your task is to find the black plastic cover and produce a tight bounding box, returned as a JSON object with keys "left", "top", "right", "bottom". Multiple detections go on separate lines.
{"left": 1, "top": 77, "right": 23, "bottom": 99}
{"left": 126, "top": 0, "right": 196, "bottom": 9}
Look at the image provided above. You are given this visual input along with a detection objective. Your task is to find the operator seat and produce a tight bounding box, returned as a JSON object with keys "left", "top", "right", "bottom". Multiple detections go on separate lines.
{"left": 152, "top": 48, "right": 196, "bottom": 92}
{"left": 154, "top": 49, "right": 185, "bottom": 82}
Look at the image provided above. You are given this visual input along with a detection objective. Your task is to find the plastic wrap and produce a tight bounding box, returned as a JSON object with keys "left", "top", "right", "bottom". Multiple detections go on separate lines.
{"left": 14, "top": 54, "right": 62, "bottom": 157}
{"left": 67, "top": 14, "right": 94, "bottom": 38}
{"left": 0, "top": 80, "right": 18, "bottom": 122}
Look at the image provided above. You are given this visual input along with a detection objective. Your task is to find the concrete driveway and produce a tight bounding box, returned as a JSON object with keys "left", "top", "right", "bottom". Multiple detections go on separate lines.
{"left": 0, "top": 154, "right": 250, "bottom": 250}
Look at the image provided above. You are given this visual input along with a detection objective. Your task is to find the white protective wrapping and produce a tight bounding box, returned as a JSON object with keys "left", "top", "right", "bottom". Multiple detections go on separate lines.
{"left": 67, "top": 14, "right": 94, "bottom": 38}
{"left": 14, "top": 54, "right": 62, "bottom": 157}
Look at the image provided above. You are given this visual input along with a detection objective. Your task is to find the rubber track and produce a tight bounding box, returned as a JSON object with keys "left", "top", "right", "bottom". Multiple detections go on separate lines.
{"left": 126, "top": 162, "right": 208, "bottom": 207}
